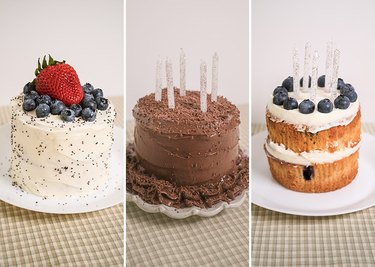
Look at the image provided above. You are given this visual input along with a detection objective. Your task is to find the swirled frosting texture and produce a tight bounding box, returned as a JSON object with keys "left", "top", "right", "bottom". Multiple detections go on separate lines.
{"left": 10, "top": 94, "right": 116, "bottom": 198}
{"left": 133, "top": 89, "right": 240, "bottom": 186}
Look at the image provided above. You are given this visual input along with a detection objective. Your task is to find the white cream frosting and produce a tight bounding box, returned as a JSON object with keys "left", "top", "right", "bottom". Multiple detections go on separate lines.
{"left": 10, "top": 94, "right": 116, "bottom": 198}
{"left": 267, "top": 87, "right": 360, "bottom": 133}
{"left": 265, "top": 138, "right": 360, "bottom": 165}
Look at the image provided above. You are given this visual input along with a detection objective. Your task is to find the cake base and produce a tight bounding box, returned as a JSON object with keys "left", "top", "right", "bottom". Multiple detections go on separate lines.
{"left": 265, "top": 147, "right": 359, "bottom": 193}
{"left": 126, "top": 143, "right": 249, "bottom": 209}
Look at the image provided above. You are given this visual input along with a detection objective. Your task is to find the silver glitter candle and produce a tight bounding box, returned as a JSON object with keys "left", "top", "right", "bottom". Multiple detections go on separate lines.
{"left": 293, "top": 48, "right": 300, "bottom": 99}
{"left": 166, "top": 58, "right": 175, "bottom": 109}
{"left": 331, "top": 49, "right": 340, "bottom": 100}
{"left": 155, "top": 57, "right": 162, "bottom": 101}
{"left": 200, "top": 60, "right": 207, "bottom": 112}
{"left": 310, "top": 51, "right": 319, "bottom": 102}
{"left": 302, "top": 42, "right": 311, "bottom": 93}
{"left": 180, "top": 48, "right": 186, "bottom": 96}
{"left": 211, "top": 52, "right": 219, "bottom": 102}
{"left": 325, "top": 41, "right": 334, "bottom": 93}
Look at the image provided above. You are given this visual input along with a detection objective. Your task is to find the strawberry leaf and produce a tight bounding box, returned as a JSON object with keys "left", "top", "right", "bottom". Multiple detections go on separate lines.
{"left": 37, "top": 58, "right": 41, "bottom": 70}
{"left": 42, "top": 56, "right": 47, "bottom": 68}
{"left": 48, "top": 54, "right": 55, "bottom": 65}
{"left": 35, "top": 68, "right": 39, "bottom": 76}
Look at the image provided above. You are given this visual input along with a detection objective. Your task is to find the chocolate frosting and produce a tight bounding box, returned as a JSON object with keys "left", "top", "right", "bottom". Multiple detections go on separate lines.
{"left": 127, "top": 143, "right": 249, "bottom": 209}
{"left": 133, "top": 89, "right": 241, "bottom": 186}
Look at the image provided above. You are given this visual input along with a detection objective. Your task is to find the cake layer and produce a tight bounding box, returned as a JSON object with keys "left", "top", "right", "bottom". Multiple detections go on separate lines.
{"left": 265, "top": 149, "right": 359, "bottom": 193}
{"left": 266, "top": 110, "right": 361, "bottom": 153}
{"left": 265, "top": 138, "right": 360, "bottom": 165}
{"left": 267, "top": 90, "right": 360, "bottom": 133}
{"left": 10, "top": 95, "right": 116, "bottom": 198}
{"left": 133, "top": 89, "right": 240, "bottom": 186}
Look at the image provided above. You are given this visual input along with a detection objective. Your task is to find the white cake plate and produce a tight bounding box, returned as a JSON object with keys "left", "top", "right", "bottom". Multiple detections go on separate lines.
{"left": 0, "top": 123, "right": 124, "bottom": 214}
{"left": 252, "top": 131, "right": 375, "bottom": 216}
{"left": 126, "top": 190, "right": 248, "bottom": 219}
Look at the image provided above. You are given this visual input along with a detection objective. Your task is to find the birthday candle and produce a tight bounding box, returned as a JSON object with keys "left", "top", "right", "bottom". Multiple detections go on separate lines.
{"left": 155, "top": 57, "right": 162, "bottom": 101}
{"left": 331, "top": 49, "right": 340, "bottom": 99}
{"left": 302, "top": 42, "right": 311, "bottom": 92}
{"left": 200, "top": 60, "right": 207, "bottom": 112}
{"left": 166, "top": 58, "right": 175, "bottom": 109}
{"left": 310, "top": 51, "right": 319, "bottom": 102}
{"left": 325, "top": 41, "right": 334, "bottom": 92}
{"left": 293, "top": 48, "right": 300, "bottom": 99}
{"left": 211, "top": 52, "right": 219, "bottom": 102}
{"left": 180, "top": 49, "right": 186, "bottom": 96}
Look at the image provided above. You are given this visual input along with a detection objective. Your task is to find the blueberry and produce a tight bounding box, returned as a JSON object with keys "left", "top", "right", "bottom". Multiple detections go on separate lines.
{"left": 282, "top": 76, "right": 293, "bottom": 92}
{"left": 50, "top": 100, "right": 66, "bottom": 115}
{"left": 96, "top": 97, "right": 109, "bottom": 111}
{"left": 24, "top": 91, "right": 39, "bottom": 101}
{"left": 303, "top": 166, "right": 314, "bottom": 180}
{"left": 36, "top": 95, "right": 52, "bottom": 106}
{"left": 81, "top": 108, "right": 97, "bottom": 122}
{"left": 273, "top": 86, "right": 288, "bottom": 96}
{"left": 35, "top": 103, "right": 50, "bottom": 118}
{"left": 81, "top": 98, "right": 97, "bottom": 110}
{"left": 273, "top": 91, "right": 288, "bottom": 105}
{"left": 70, "top": 104, "right": 83, "bottom": 117}
{"left": 298, "top": 99, "right": 315, "bottom": 114}
{"left": 92, "top": 88, "right": 103, "bottom": 98}
{"left": 317, "top": 75, "right": 325, "bottom": 87}
{"left": 23, "top": 99, "right": 36, "bottom": 111}
{"left": 337, "top": 78, "right": 345, "bottom": 89}
{"left": 340, "top": 83, "right": 355, "bottom": 95}
{"left": 23, "top": 82, "right": 36, "bottom": 94}
{"left": 334, "top": 95, "right": 350, "bottom": 109}
{"left": 344, "top": 90, "right": 357, "bottom": 102}
{"left": 317, "top": 98, "right": 333, "bottom": 113}
{"left": 283, "top": 97, "right": 298, "bottom": 110}
{"left": 82, "top": 83, "right": 94, "bottom": 94}
{"left": 299, "top": 76, "right": 311, "bottom": 88}
{"left": 60, "top": 108, "right": 76, "bottom": 122}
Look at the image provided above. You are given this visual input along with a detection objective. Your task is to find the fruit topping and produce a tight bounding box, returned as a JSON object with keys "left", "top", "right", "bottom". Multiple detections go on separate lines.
{"left": 50, "top": 100, "right": 66, "bottom": 115}
{"left": 35, "top": 103, "right": 50, "bottom": 118}
{"left": 283, "top": 97, "right": 298, "bottom": 110}
{"left": 70, "top": 104, "right": 83, "bottom": 117}
{"left": 96, "top": 97, "right": 109, "bottom": 111}
{"left": 24, "top": 91, "right": 39, "bottom": 101}
{"left": 81, "top": 98, "right": 97, "bottom": 111}
{"left": 282, "top": 76, "right": 293, "bottom": 92}
{"left": 60, "top": 108, "right": 76, "bottom": 122}
{"left": 23, "top": 82, "right": 36, "bottom": 94}
{"left": 298, "top": 99, "right": 315, "bottom": 114}
{"left": 82, "top": 83, "right": 94, "bottom": 94}
{"left": 36, "top": 95, "right": 52, "bottom": 106}
{"left": 334, "top": 95, "right": 350, "bottom": 109}
{"left": 340, "top": 83, "right": 357, "bottom": 102}
{"left": 81, "top": 108, "right": 97, "bottom": 122}
{"left": 23, "top": 99, "right": 37, "bottom": 112}
{"left": 317, "top": 98, "right": 333, "bottom": 113}
{"left": 273, "top": 86, "right": 288, "bottom": 96}
{"left": 273, "top": 91, "right": 288, "bottom": 105}
{"left": 35, "top": 55, "right": 83, "bottom": 105}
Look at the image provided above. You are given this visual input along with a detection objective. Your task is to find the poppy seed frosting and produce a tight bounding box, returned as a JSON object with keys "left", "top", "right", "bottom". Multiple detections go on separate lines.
{"left": 10, "top": 94, "right": 116, "bottom": 198}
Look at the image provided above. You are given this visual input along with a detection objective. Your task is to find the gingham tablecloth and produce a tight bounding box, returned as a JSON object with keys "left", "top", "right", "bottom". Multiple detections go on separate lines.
{"left": 0, "top": 96, "right": 124, "bottom": 267}
{"left": 252, "top": 123, "right": 375, "bottom": 267}
{"left": 126, "top": 104, "right": 249, "bottom": 267}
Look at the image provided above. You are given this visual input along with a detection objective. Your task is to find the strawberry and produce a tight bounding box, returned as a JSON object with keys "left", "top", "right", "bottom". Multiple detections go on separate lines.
{"left": 34, "top": 55, "right": 83, "bottom": 105}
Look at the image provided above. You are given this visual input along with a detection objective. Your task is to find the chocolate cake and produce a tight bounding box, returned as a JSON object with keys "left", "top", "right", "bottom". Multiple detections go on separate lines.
{"left": 127, "top": 89, "right": 249, "bottom": 208}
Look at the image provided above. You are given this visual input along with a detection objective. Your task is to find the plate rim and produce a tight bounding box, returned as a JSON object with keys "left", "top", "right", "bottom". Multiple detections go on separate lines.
{"left": 252, "top": 130, "right": 375, "bottom": 216}
{"left": 0, "top": 123, "right": 124, "bottom": 214}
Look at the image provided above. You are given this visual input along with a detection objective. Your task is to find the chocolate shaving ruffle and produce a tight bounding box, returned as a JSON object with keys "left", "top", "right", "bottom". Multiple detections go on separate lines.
{"left": 126, "top": 143, "right": 249, "bottom": 209}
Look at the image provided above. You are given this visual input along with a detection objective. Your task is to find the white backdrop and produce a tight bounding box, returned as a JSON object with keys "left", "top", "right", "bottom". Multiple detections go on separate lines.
{"left": 252, "top": 0, "right": 374, "bottom": 123}
{"left": 126, "top": 0, "right": 249, "bottom": 120}
{"left": 0, "top": 0, "right": 123, "bottom": 106}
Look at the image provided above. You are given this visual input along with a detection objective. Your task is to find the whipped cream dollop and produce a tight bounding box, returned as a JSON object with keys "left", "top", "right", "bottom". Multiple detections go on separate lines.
{"left": 10, "top": 94, "right": 116, "bottom": 198}
{"left": 265, "top": 138, "right": 360, "bottom": 165}
{"left": 267, "top": 88, "right": 360, "bottom": 133}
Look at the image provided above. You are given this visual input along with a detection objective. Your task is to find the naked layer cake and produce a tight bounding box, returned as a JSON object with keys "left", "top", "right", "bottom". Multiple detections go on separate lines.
{"left": 127, "top": 89, "right": 249, "bottom": 208}
{"left": 10, "top": 55, "right": 115, "bottom": 198}
{"left": 265, "top": 74, "right": 361, "bottom": 193}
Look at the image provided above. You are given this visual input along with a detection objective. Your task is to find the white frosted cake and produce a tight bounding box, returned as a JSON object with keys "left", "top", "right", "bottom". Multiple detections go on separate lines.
{"left": 10, "top": 55, "right": 116, "bottom": 198}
